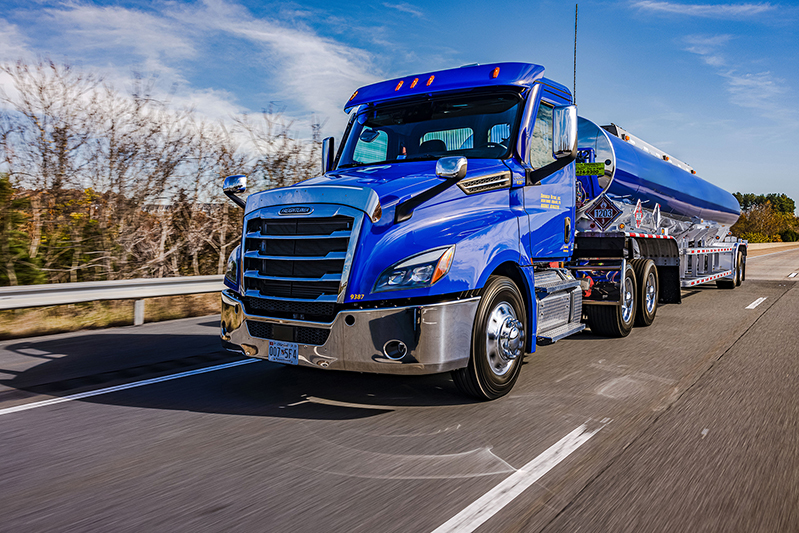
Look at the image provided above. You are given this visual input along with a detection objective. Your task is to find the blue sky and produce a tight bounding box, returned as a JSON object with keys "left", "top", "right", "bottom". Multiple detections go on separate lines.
{"left": 1, "top": 0, "right": 797, "bottom": 209}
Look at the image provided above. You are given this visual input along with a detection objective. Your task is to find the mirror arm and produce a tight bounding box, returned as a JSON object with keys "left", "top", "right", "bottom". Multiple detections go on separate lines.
{"left": 525, "top": 153, "right": 576, "bottom": 186}
{"left": 395, "top": 177, "right": 460, "bottom": 223}
{"left": 225, "top": 190, "right": 246, "bottom": 209}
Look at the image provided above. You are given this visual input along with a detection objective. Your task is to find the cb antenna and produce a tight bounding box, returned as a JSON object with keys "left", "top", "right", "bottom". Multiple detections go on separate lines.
{"left": 574, "top": 3, "right": 578, "bottom": 104}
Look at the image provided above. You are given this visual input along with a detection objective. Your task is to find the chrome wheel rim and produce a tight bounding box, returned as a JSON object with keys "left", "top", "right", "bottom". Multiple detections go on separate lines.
{"left": 621, "top": 275, "right": 634, "bottom": 324}
{"left": 485, "top": 301, "right": 524, "bottom": 377}
{"left": 645, "top": 271, "right": 657, "bottom": 313}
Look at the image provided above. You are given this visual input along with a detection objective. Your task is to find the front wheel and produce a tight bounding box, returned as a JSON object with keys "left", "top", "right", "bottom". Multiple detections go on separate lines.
{"left": 452, "top": 276, "right": 527, "bottom": 400}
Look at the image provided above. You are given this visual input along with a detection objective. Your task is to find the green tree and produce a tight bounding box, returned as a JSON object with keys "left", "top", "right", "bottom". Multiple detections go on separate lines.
{"left": 0, "top": 174, "right": 44, "bottom": 286}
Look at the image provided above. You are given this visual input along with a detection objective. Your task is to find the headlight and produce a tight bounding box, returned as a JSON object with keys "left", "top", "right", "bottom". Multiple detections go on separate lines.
{"left": 225, "top": 245, "right": 240, "bottom": 284}
{"left": 373, "top": 245, "right": 455, "bottom": 292}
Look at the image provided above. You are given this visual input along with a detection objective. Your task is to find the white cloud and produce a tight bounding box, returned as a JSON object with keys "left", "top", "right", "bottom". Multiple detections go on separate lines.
{"left": 681, "top": 34, "right": 793, "bottom": 123}
{"left": 382, "top": 2, "right": 425, "bottom": 18}
{"left": 0, "top": 19, "right": 34, "bottom": 62}
{"left": 683, "top": 34, "right": 733, "bottom": 66}
{"left": 166, "top": 0, "right": 380, "bottom": 130}
{"left": 722, "top": 70, "right": 787, "bottom": 110}
{"left": 1, "top": 1, "right": 382, "bottom": 136}
{"left": 634, "top": 1, "right": 775, "bottom": 18}
{"left": 43, "top": 3, "right": 197, "bottom": 81}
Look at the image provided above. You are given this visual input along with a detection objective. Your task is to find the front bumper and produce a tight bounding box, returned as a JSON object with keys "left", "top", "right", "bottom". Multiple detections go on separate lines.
{"left": 220, "top": 290, "right": 480, "bottom": 375}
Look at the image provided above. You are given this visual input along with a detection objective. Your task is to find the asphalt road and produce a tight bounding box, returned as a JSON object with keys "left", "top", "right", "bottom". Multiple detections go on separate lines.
{"left": 1, "top": 248, "right": 798, "bottom": 532}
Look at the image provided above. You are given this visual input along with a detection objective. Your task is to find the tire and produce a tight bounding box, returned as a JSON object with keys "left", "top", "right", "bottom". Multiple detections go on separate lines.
{"left": 585, "top": 262, "right": 637, "bottom": 337}
{"left": 631, "top": 258, "right": 658, "bottom": 327}
{"left": 452, "top": 276, "right": 527, "bottom": 400}
{"left": 736, "top": 250, "right": 744, "bottom": 286}
{"left": 716, "top": 278, "right": 735, "bottom": 289}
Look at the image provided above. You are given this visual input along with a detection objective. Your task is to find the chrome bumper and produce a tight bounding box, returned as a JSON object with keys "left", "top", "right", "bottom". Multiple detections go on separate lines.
{"left": 220, "top": 290, "right": 479, "bottom": 375}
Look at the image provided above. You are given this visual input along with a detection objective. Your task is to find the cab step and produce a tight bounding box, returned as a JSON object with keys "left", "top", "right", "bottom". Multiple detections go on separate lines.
{"left": 537, "top": 322, "right": 586, "bottom": 346}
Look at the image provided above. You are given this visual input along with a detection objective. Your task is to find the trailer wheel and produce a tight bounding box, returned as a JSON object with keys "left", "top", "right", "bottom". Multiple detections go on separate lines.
{"left": 585, "top": 263, "right": 637, "bottom": 337}
{"left": 736, "top": 250, "right": 744, "bottom": 286}
{"left": 452, "top": 276, "right": 526, "bottom": 400}
{"left": 631, "top": 258, "right": 658, "bottom": 327}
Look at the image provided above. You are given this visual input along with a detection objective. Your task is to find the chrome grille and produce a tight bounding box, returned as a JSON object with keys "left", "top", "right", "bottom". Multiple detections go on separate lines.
{"left": 243, "top": 211, "right": 357, "bottom": 302}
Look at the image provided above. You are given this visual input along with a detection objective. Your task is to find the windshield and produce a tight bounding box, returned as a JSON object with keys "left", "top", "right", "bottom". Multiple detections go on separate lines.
{"left": 337, "top": 91, "right": 523, "bottom": 169}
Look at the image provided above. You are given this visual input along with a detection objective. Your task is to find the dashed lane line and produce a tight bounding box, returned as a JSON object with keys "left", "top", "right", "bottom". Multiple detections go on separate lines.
{"left": 431, "top": 423, "right": 602, "bottom": 533}
{"left": 746, "top": 297, "right": 767, "bottom": 309}
{"left": 0, "top": 359, "right": 258, "bottom": 417}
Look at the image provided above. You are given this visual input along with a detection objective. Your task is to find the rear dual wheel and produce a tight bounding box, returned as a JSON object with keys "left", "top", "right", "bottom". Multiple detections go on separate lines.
{"left": 717, "top": 249, "right": 744, "bottom": 289}
{"left": 631, "top": 258, "right": 658, "bottom": 327}
{"left": 452, "top": 276, "right": 526, "bottom": 400}
{"left": 585, "top": 263, "right": 638, "bottom": 337}
{"left": 586, "top": 259, "right": 660, "bottom": 336}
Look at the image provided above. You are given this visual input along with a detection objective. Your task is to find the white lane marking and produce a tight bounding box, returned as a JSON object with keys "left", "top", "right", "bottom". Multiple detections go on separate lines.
{"left": 431, "top": 423, "right": 601, "bottom": 533}
{"left": 789, "top": 273, "right": 797, "bottom": 278}
{"left": 0, "top": 359, "right": 258, "bottom": 417}
{"left": 746, "top": 297, "right": 767, "bottom": 309}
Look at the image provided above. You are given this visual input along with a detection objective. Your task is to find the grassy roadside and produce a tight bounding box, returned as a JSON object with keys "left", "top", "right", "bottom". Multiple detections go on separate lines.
{"left": 0, "top": 293, "right": 220, "bottom": 340}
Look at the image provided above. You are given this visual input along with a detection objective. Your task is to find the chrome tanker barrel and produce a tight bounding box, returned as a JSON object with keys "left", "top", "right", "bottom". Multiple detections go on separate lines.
{"left": 576, "top": 117, "right": 741, "bottom": 226}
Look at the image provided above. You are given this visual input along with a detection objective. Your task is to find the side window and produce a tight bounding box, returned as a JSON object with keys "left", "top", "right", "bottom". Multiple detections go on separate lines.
{"left": 488, "top": 124, "right": 510, "bottom": 145}
{"left": 353, "top": 128, "right": 388, "bottom": 164}
{"left": 421, "top": 128, "right": 474, "bottom": 150}
{"left": 528, "top": 103, "right": 555, "bottom": 169}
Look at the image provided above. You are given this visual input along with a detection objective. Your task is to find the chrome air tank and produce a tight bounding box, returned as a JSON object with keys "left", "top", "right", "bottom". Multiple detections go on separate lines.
{"left": 577, "top": 117, "right": 741, "bottom": 226}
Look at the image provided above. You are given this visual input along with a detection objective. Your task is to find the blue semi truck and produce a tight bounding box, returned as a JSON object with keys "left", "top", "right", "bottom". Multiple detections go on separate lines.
{"left": 220, "top": 62, "right": 746, "bottom": 400}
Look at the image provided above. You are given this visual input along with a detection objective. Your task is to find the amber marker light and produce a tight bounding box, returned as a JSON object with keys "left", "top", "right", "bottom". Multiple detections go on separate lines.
{"left": 426, "top": 75, "right": 435, "bottom": 86}
{"left": 691, "top": 170, "right": 697, "bottom": 174}
{"left": 491, "top": 67, "right": 500, "bottom": 79}
{"left": 395, "top": 80, "right": 404, "bottom": 91}
{"left": 348, "top": 90, "right": 358, "bottom": 101}
{"left": 431, "top": 246, "right": 455, "bottom": 284}
{"left": 663, "top": 155, "right": 670, "bottom": 161}
{"left": 410, "top": 78, "right": 419, "bottom": 88}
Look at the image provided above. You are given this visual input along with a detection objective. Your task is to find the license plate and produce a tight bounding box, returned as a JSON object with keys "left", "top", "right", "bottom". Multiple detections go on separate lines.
{"left": 266, "top": 340, "right": 298, "bottom": 365}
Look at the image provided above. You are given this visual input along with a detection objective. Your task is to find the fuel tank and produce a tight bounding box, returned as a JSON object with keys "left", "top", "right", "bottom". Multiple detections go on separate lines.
{"left": 577, "top": 117, "right": 741, "bottom": 226}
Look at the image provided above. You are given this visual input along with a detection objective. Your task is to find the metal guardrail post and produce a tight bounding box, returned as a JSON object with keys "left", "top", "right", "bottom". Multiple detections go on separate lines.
{"left": 134, "top": 300, "right": 145, "bottom": 326}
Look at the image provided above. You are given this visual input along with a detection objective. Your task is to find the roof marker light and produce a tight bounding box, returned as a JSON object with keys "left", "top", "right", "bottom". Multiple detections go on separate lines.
{"left": 623, "top": 134, "right": 630, "bottom": 141}
{"left": 349, "top": 90, "right": 358, "bottom": 101}
{"left": 410, "top": 78, "right": 419, "bottom": 89}
{"left": 395, "top": 80, "right": 404, "bottom": 91}
{"left": 491, "top": 67, "right": 500, "bottom": 79}
{"left": 426, "top": 75, "right": 435, "bottom": 86}
{"left": 662, "top": 155, "right": 670, "bottom": 161}
{"left": 691, "top": 170, "right": 697, "bottom": 174}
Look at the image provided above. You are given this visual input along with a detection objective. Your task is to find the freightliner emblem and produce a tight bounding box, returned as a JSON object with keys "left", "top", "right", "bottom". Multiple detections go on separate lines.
{"left": 279, "top": 206, "right": 313, "bottom": 215}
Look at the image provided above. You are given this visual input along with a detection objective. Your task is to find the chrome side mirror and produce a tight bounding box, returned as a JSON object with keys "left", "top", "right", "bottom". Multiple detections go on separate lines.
{"left": 322, "top": 137, "right": 334, "bottom": 174}
{"left": 435, "top": 156, "right": 467, "bottom": 180}
{"left": 552, "top": 105, "right": 578, "bottom": 160}
{"left": 223, "top": 174, "right": 247, "bottom": 209}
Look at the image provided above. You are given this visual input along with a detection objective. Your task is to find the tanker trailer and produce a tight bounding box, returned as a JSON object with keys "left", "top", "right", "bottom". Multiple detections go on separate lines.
{"left": 568, "top": 117, "right": 746, "bottom": 337}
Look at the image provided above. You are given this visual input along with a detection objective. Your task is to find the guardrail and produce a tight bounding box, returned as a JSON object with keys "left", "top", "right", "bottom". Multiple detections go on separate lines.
{"left": 0, "top": 275, "right": 225, "bottom": 325}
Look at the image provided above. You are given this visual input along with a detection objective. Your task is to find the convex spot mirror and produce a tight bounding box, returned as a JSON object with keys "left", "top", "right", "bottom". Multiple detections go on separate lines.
{"left": 552, "top": 105, "right": 578, "bottom": 160}
{"left": 435, "top": 156, "right": 467, "bottom": 180}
